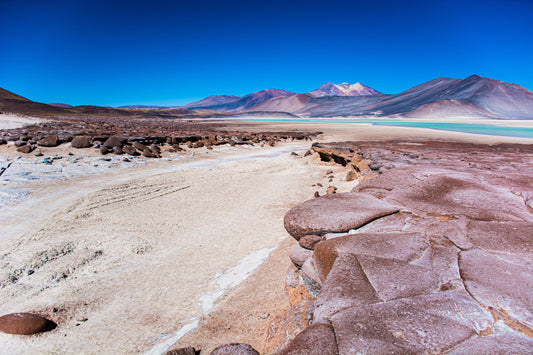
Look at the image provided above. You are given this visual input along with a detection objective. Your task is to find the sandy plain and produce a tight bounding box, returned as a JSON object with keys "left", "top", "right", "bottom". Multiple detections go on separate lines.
{"left": 1, "top": 118, "right": 532, "bottom": 354}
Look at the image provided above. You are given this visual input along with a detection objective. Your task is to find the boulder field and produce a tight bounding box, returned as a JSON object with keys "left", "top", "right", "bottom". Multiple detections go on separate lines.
{"left": 0, "top": 116, "right": 318, "bottom": 157}
{"left": 277, "top": 140, "right": 533, "bottom": 354}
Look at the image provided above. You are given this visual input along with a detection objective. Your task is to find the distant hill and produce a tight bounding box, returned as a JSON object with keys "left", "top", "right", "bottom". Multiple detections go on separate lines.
{"left": 48, "top": 102, "right": 73, "bottom": 108}
{"left": 309, "top": 82, "right": 381, "bottom": 96}
{"left": 0, "top": 87, "right": 76, "bottom": 116}
{"left": 180, "top": 95, "right": 241, "bottom": 109}
{"left": 187, "top": 89, "right": 295, "bottom": 112}
{"left": 0, "top": 87, "right": 197, "bottom": 118}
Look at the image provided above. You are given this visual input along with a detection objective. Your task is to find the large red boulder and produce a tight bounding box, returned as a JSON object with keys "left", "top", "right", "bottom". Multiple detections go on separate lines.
{"left": 284, "top": 193, "right": 399, "bottom": 240}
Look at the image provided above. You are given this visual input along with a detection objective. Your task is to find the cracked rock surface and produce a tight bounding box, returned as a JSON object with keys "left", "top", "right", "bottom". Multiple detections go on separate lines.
{"left": 279, "top": 140, "right": 533, "bottom": 354}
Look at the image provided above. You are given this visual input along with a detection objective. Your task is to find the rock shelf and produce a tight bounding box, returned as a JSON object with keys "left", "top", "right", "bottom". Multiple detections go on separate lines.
{"left": 278, "top": 140, "right": 533, "bottom": 354}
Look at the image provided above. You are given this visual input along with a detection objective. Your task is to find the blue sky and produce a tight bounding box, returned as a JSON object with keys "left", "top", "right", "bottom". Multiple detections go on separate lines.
{"left": 1, "top": 0, "right": 532, "bottom": 106}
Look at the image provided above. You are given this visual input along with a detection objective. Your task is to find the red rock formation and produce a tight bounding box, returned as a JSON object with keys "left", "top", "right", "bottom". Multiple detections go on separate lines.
{"left": 278, "top": 140, "right": 533, "bottom": 353}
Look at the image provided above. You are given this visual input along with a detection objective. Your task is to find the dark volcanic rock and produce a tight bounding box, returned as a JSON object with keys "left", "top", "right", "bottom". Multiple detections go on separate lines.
{"left": 71, "top": 136, "right": 93, "bottom": 148}
{"left": 133, "top": 142, "right": 148, "bottom": 151}
{"left": 37, "top": 135, "right": 59, "bottom": 147}
{"left": 103, "top": 136, "right": 126, "bottom": 148}
{"left": 0, "top": 313, "right": 56, "bottom": 335}
{"left": 99, "top": 145, "right": 109, "bottom": 155}
{"left": 142, "top": 148, "right": 160, "bottom": 158}
{"left": 284, "top": 193, "right": 399, "bottom": 240}
{"left": 210, "top": 343, "right": 259, "bottom": 355}
{"left": 16, "top": 144, "right": 34, "bottom": 153}
{"left": 123, "top": 145, "right": 138, "bottom": 156}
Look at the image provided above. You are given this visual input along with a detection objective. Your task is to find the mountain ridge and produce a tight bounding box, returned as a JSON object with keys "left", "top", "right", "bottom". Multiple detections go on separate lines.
{"left": 1, "top": 75, "right": 532, "bottom": 119}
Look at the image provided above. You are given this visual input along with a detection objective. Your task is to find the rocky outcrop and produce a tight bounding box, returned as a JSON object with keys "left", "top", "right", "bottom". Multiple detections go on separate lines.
{"left": 278, "top": 140, "right": 533, "bottom": 354}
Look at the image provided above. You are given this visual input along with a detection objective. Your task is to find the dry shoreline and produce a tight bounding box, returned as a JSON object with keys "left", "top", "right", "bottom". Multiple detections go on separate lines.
{"left": 1, "top": 120, "right": 532, "bottom": 354}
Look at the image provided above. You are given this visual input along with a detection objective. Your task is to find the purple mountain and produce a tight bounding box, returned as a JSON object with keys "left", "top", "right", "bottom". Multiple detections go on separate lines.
{"left": 185, "top": 89, "right": 295, "bottom": 112}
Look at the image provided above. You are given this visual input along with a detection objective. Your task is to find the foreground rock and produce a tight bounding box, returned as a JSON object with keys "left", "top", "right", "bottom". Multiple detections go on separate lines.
{"left": 0, "top": 313, "right": 56, "bottom": 335}
{"left": 278, "top": 140, "right": 533, "bottom": 354}
{"left": 284, "top": 193, "right": 399, "bottom": 240}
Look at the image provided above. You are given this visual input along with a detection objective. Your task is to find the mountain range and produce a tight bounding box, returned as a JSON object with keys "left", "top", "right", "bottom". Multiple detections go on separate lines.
{"left": 1, "top": 75, "right": 532, "bottom": 119}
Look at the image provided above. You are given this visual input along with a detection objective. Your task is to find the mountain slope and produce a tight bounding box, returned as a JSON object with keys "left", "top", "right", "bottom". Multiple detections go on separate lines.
{"left": 252, "top": 93, "right": 314, "bottom": 113}
{"left": 293, "top": 75, "right": 533, "bottom": 118}
{"left": 402, "top": 99, "right": 497, "bottom": 119}
{"left": 309, "top": 82, "right": 381, "bottom": 96}
{"left": 180, "top": 95, "right": 241, "bottom": 109}
{"left": 190, "top": 89, "right": 295, "bottom": 112}
{"left": 0, "top": 87, "right": 77, "bottom": 116}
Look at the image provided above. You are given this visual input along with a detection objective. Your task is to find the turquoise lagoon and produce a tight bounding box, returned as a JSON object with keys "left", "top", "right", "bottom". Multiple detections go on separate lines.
{"left": 219, "top": 118, "right": 533, "bottom": 139}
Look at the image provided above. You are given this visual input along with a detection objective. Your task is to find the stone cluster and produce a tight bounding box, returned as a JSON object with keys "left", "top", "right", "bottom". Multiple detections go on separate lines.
{"left": 0, "top": 116, "right": 318, "bottom": 156}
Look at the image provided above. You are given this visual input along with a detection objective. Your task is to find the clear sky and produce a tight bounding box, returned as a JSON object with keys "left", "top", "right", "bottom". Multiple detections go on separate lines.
{"left": 1, "top": 0, "right": 532, "bottom": 107}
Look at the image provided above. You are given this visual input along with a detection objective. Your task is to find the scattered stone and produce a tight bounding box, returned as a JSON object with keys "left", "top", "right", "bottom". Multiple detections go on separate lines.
{"left": 15, "top": 140, "right": 26, "bottom": 147}
{"left": 37, "top": 135, "right": 59, "bottom": 147}
{"left": 210, "top": 343, "right": 259, "bottom": 355}
{"left": 326, "top": 170, "right": 333, "bottom": 175}
{"left": 16, "top": 145, "right": 34, "bottom": 154}
{"left": 112, "top": 146, "right": 124, "bottom": 155}
{"left": 142, "top": 148, "right": 159, "bottom": 158}
{"left": 33, "top": 151, "right": 43, "bottom": 157}
{"left": 314, "top": 191, "right": 320, "bottom": 198}
{"left": 304, "top": 150, "right": 312, "bottom": 157}
{"left": 123, "top": 157, "right": 131, "bottom": 162}
{"left": 150, "top": 144, "right": 161, "bottom": 153}
{"left": 123, "top": 145, "right": 138, "bottom": 156}
{"left": 326, "top": 186, "right": 337, "bottom": 195}
{"left": 291, "top": 152, "right": 298, "bottom": 156}
{"left": 71, "top": 136, "right": 93, "bottom": 148}
{"left": 132, "top": 142, "right": 147, "bottom": 151}
{"left": 316, "top": 183, "right": 323, "bottom": 187}
{"left": 99, "top": 145, "right": 108, "bottom": 155}
{"left": 0, "top": 313, "right": 56, "bottom": 335}
{"left": 103, "top": 136, "right": 126, "bottom": 148}
{"left": 345, "top": 170, "right": 357, "bottom": 181}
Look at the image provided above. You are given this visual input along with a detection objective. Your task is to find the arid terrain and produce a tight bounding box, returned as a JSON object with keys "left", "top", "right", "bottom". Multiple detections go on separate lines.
{"left": 0, "top": 113, "right": 532, "bottom": 354}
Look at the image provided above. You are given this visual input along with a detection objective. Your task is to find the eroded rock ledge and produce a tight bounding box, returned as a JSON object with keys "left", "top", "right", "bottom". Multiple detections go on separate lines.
{"left": 278, "top": 140, "right": 533, "bottom": 354}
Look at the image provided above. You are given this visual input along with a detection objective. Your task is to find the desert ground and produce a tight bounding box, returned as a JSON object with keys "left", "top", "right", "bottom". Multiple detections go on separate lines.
{"left": 1, "top": 117, "right": 532, "bottom": 354}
